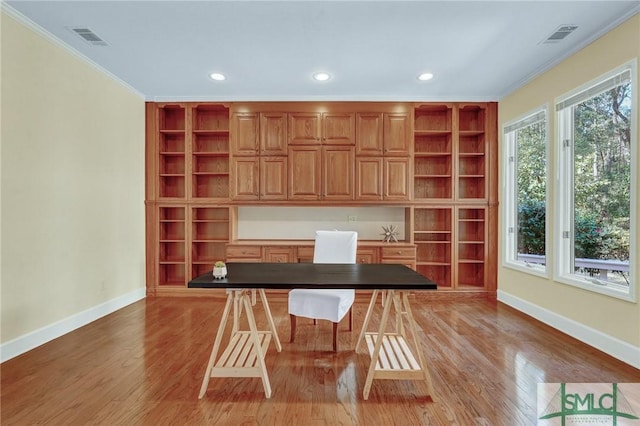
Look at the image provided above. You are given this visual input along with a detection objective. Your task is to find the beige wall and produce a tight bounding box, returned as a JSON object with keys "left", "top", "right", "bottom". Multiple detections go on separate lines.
{"left": 499, "top": 15, "right": 640, "bottom": 349}
{"left": 1, "top": 12, "right": 145, "bottom": 344}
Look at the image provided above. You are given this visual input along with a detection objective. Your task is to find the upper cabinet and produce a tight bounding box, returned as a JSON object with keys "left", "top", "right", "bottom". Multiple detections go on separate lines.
{"left": 288, "top": 112, "right": 355, "bottom": 145}
{"left": 260, "top": 112, "right": 288, "bottom": 155}
{"left": 355, "top": 111, "right": 412, "bottom": 201}
{"left": 355, "top": 113, "right": 384, "bottom": 156}
{"left": 356, "top": 112, "right": 412, "bottom": 156}
{"left": 231, "top": 111, "right": 287, "bottom": 200}
{"left": 383, "top": 113, "right": 412, "bottom": 156}
{"left": 287, "top": 145, "right": 354, "bottom": 201}
{"left": 288, "top": 112, "right": 321, "bottom": 145}
{"left": 231, "top": 112, "right": 259, "bottom": 156}
{"left": 322, "top": 113, "right": 355, "bottom": 145}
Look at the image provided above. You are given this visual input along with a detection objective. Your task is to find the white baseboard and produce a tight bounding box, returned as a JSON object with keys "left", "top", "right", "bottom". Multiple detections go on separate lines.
{"left": 0, "top": 288, "right": 146, "bottom": 363}
{"left": 497, "top": 290, "right": 640, "bottom": 370}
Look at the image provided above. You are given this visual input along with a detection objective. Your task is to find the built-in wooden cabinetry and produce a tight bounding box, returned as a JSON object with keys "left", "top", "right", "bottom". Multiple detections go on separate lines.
{"left": 355, "top": 112, "right": 412, "bottom": 201}
{"left": 146, "top": 101, "right": 497, "bottom": 297}
{"left": 412, "top": 103, "right": 496, "bottom": 291}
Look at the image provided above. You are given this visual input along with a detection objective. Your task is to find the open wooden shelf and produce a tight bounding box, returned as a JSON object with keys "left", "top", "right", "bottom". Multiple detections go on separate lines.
{"left": 191, "top": 206, "right": 230, "bottom": 279}
{"left": 159, "top": 106, "right": 186, "bottom": 198}
{"left": 158, "top": 206, "right": 186, "bottom": 286}
{"left": 192, "top": 105, "right": 230, "bottom": 199}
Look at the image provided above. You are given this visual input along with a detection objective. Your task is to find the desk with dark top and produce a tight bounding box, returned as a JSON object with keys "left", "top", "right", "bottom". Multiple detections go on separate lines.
{"left": 189, "top": 262, "right": 437, "bottom": 400}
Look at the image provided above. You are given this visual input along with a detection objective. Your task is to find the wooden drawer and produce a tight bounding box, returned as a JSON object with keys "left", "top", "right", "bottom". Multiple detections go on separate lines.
{"left": 381, "top": 259, "right": 416, "bottom": 270}
{"left": 356, "top": 248, "right": 378, "bottom": 264}
{"left": 381, "top": 246, "right": 416, "bottom": 259}
{"left": 264, "top": 247, "right": 294, "bottom": 263}
{"left": 226, "top": 245, "right": 262, "bottom": 259}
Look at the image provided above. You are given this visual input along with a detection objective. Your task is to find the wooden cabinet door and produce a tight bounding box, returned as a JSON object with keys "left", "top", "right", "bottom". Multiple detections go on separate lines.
{"left": 296, "top": 246, "right": 314, "bottom": 263}
{"left": 356, "top": 113, "right": 383, "bottom": 156}
{"left": 384, "top": 157, "right": 410, "bottom": 200}
{"left": 260, "top": 156, "right": 287, "bottom": 200}
{"left": 356, "top": 248, "right": 379, "bottom": 264}
{"left": 288, "top": 146, "right": 321, "bottom": 200}
{"left": 288, "top": 112, "right": 321, "bottom": 145}
{"left": 232, "top": 113, "right": 259, "bottom": 155}
{"left": 231, "top": 157, "right": 259, "bottom": 200}
{"left": 260, "top": 112, "right": 287, "bottom": 155}
{"left": 384, "top": 113, "right": 412, "bottom": 156}
{"left": 323, "top": 146, "right": 354, "bottom": 201}
{"left": 322, "top": 113, "right": 355, "bottom": 145}
{"left": 355, "top": 157, "right": 383, "bottom": 200}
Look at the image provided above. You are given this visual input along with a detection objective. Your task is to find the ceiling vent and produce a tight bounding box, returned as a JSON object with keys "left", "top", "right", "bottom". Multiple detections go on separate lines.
{"left": 541, "top": 25, "right": 578, "bottom": 44}
{"left": 67, "top": 27, "right": 108, "bottom": 46}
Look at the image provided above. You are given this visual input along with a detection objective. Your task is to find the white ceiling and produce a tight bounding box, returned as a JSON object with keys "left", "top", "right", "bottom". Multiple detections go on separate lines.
{"left": 5, "top": 1, "right": 640, "bottom": 102}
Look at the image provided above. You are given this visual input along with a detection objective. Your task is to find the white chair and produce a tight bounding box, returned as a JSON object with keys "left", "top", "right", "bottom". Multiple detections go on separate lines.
{"left": 288, "top": 230, "right": 357, "bottom": 351}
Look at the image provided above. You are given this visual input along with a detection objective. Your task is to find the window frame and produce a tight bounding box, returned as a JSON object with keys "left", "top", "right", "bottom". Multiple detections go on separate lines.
{"left": 554, "top": 61, "right": 637, "bottom": 302}
{"left": 502, "top": 106, "right": 550, "bottom": 278}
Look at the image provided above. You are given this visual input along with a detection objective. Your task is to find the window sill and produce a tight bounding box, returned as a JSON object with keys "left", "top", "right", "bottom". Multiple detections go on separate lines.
{"left": 554, "top": 274, "right": 635, "bottom": 302}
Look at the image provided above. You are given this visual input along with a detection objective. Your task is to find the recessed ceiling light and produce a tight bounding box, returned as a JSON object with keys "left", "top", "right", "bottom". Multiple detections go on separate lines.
{"left": 313, "top": 72, "right": 331, "bottom": 82}
{"left": 417, "top": 73, "right": 434, "bottom": 81}
{"left": 209, "top": 73, "right": 226, "bottom": 81}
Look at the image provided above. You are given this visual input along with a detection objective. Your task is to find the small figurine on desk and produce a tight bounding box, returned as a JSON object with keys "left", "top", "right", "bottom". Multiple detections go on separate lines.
{"left": 381, "top": 225, "right": 399, "bottom": 243}
{"left": 213, "top": 261, "right": 227, "bottom": 279}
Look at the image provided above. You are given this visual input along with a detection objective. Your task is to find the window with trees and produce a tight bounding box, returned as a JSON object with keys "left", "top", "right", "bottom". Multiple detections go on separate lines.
{"left": 556, "top": 63, "right": 635, "bottom": 300}
{"left": 503, "top": 107, "right": 548, "bottom": 275}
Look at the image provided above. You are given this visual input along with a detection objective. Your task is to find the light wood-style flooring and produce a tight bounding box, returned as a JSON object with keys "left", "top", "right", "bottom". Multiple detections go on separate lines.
{"left": 2, "top": 295, "right": 639, "bottom": 425}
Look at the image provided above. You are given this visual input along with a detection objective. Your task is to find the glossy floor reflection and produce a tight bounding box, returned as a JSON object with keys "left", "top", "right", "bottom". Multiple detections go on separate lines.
{"left": 1, "top": 296, "right": 639, "bottom": 425}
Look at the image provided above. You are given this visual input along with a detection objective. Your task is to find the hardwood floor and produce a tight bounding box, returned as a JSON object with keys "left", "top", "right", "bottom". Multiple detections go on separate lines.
{"left": 1, "top": 295, "right": 639, "bottom": 425}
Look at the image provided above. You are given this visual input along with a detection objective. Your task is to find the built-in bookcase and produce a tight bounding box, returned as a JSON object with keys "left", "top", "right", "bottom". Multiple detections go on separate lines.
{"left": 192, "top": 105, "right": 230, "bottom": 199}
{"left": 158, "top": 206, "right": 186, "bottom": 286}
{"left": 458, "top": 106, "right": 486, "bottom": 200}
{"left": 413, "top": 105, "right": 453, "bottom": 200}
{"left": 159, "top": 106, "right": 186, "bottom": 198}
{"left": 457, "top": 207, "right": 486, "bottom": 288}
{"left": 191, "top": 207, "right": 230, "bottom": 278}
{"left": 411, "top": 103, "right": 494, "bottom": 291}
{"left": 413, "top": 207, "right": 452, "bottom": 288}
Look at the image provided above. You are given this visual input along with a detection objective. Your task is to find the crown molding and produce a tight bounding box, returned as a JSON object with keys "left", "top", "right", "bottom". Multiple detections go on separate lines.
{"left": 498, "top": 7, "right": 640, "bottom": 100}
{"left": 1, "top": 2, "right": 146, "bottom": 100}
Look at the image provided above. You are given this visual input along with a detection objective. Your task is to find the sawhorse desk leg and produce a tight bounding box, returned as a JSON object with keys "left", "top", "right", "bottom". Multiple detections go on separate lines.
{"left": 198, "top": 289, "right": 281, "bottom": 399}
{"left": 356, "top": 290, "right": 435, "bottom": 401}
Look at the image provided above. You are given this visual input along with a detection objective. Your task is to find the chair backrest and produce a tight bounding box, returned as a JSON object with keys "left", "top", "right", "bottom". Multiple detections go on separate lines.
{"left": 313, "top": 230, "right": 358, "bottom": 264}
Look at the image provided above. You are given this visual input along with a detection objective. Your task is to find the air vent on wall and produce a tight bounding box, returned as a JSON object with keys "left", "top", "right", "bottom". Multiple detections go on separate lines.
{"left": 541, "top": 25, "right": 578, "bottom": 44}
{"left": 67, "top": 27, "right": 108, "bottom": 46}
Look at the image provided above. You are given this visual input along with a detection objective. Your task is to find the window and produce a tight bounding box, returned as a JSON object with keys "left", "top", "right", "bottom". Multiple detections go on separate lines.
{"left": 503, "top": 107, "right": 548, "bottom": 275}
{"left": 556, "top": 63, "right": 635, "bottom": 300}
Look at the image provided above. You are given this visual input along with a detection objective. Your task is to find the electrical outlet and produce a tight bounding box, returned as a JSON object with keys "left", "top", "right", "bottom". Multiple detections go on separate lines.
{"left": 348, "top": 215, "right": 357, "bottom": 222}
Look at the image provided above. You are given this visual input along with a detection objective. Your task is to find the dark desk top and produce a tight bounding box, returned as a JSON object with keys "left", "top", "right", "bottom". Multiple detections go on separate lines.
{"left": 188, "top": 263, "right": 437, "bottom": 290}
